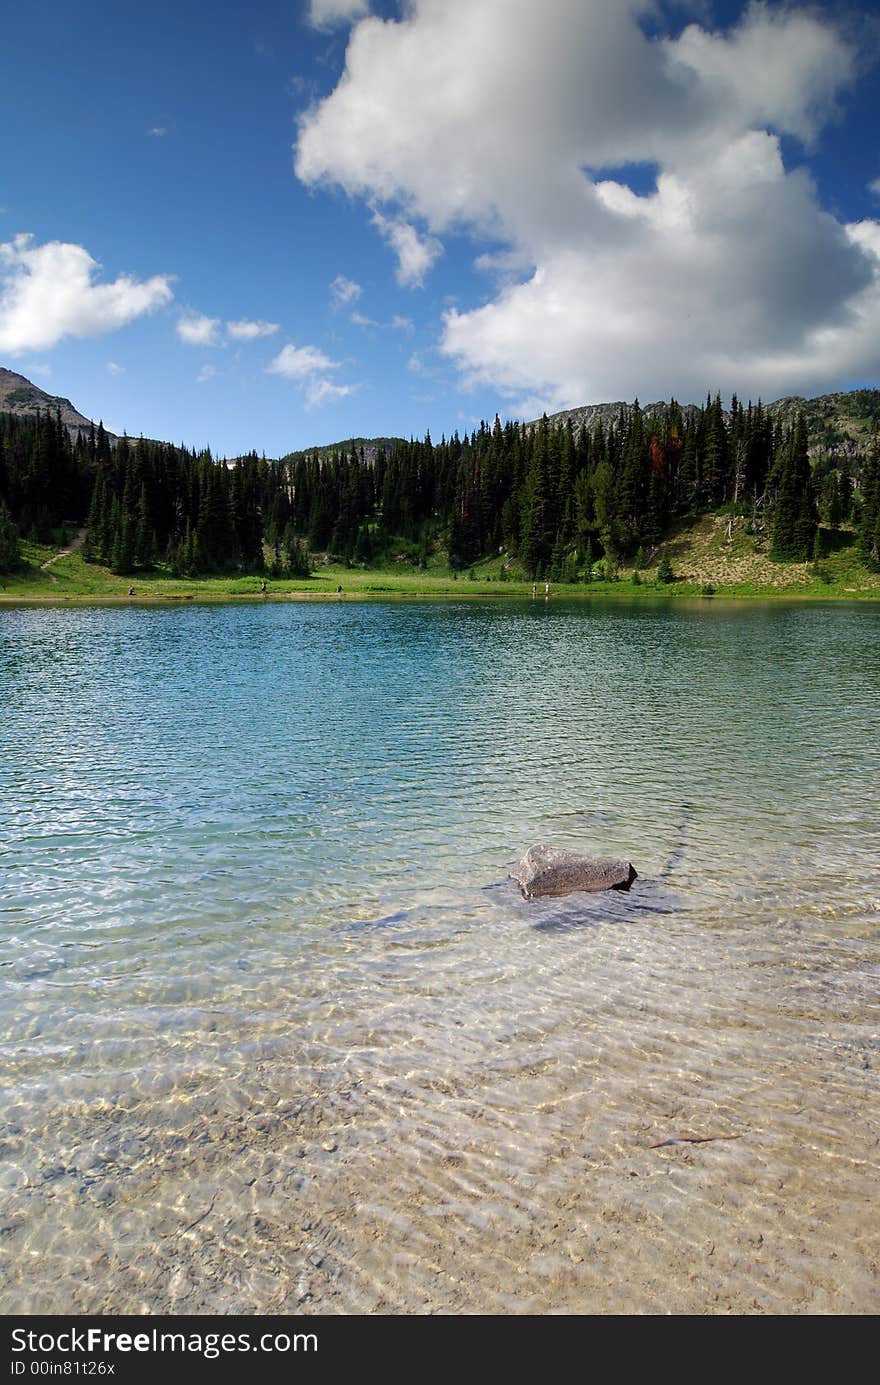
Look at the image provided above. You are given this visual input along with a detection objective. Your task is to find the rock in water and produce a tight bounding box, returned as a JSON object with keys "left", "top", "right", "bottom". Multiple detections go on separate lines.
{"left": 510, "top": 845, "right": 637, "bottom": 899}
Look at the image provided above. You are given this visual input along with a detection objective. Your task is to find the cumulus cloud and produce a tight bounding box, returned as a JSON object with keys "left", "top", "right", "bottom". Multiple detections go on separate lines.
{"left": 197, "top": 364, "right": 217, "bottom": 383}
{"left": 331, "top": 273, "right": 362, "bottom": 306}
{"left": 370, "top": 211, "right": 442, "bottom": 287}
{"left": 267, "top": 343, "right": 339, "bottom": 378}
{"left": 869, "top": 177, "right": 880, "bottom": 199}
{"left": 307, "top": 0, "right": 369, "bottom": 30}
{"left": 296, "top": 0, "right": 880, "bottom": 406}
{"left": 107, "top": 361, "right": 125, "bottom": 375}
{"left": 179, "top": 315, "right": 278, "bottom": 343}
{"left": 0, "top": 233, "right": 173, "bottom": 355}
{"left": 226, "top": 318, "right": 279, "bottom": 339}
{"left": 305, "top": 377, "right": 356, "bottom": 407}
{"left": 177, "top": 312, "right": 222, "bottom": 346}
{"left": 266, "top": 341, "right": 354, "bottom": 408}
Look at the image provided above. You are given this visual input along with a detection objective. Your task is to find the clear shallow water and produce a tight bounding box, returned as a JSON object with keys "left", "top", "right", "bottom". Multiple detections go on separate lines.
{"left": 1, "top": 599, "right": 878, "bottom": 1314}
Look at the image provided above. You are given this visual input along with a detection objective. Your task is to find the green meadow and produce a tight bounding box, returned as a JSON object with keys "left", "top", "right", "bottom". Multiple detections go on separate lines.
{"left": 3, "top": 517, "right": 879, "bottom": 604}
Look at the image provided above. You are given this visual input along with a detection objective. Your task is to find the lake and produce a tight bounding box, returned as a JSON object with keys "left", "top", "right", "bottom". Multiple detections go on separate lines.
{"left": 1, "top": 598, "right": 878, "bottom": 1313}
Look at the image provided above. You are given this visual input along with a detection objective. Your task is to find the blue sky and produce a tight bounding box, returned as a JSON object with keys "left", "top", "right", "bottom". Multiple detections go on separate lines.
{"left": 1, "top": 0, "right": 879, "bottom": 458}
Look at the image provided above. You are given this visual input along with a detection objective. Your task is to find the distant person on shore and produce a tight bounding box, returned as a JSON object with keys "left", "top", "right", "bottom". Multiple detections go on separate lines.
{"left": 127, "top": 587, "right": 135, "bottom": 596}
{"left": 544, "top": 580, "right": 550, "bottom": 598}
{"left": 532, "top": 582, "right": 537, "bottom": 600}
{"left": 337, "top": 584, "right": 343, "bottom": 597}
{"left": 260, "top": 579, "right": 267, "bottom": 595}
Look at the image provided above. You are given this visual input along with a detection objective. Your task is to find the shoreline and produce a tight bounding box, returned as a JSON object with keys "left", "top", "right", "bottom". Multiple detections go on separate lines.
{"left": 2, "top": 587, "right": 879, "bottom": 607}
{"left": 5, "top": 511, "right": 879, "bottom": 607}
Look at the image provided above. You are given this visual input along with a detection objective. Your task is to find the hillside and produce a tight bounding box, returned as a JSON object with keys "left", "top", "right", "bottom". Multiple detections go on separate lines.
{"left": 0, "top": 367, "right": 116, "bottom": 442}
{"left": 533, "top": 389, "right": 880, "bottom": 464}
{"left": 0, "top": 367, "right": 404, "bottom": 463}
{"left": 279, "top": 435, "right": 405, "bottom": 466}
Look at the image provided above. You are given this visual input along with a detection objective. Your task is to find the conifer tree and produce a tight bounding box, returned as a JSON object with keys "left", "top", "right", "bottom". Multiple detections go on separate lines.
{"left": 134, "top": 484, "right": 157, "bottom": 569}
{"left": 770, "top": 413, "right": 816, "bottom": 560}
{"left": 858, "top": 429, "right": 880, "bottom": 568}
{"left": 818, "top": 471, "right": 842, "bottom": 529}
{"left": 110, "top": 500, "right": 135, "bottom": 574}
{"left": 82, "top": 473, "right": 106, "bottom": 563}
{"left": 353, "top": 523, "right": 373, "bottom": 564}
{"left": 0, "top": 501, "right": 20, "bottom": 572}
{"left": 590, "top": 459, "right": 618, "bottom": 561}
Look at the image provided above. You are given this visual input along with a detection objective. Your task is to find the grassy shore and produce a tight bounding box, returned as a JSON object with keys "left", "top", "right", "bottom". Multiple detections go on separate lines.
{"left": 2, "top": 515, "right": 879, "bottom": 603}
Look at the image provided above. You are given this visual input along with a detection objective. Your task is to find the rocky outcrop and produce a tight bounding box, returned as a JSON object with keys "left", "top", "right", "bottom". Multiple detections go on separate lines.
{"left": 510, "top": 845, "right": 637, "bottom": 899}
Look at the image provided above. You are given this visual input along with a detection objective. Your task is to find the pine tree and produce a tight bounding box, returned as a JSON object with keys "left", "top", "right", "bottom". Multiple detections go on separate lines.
{"left": 770, "top": 413, "right": 816, "bottom": 560}
{"left": 656, "top": 553, "right": 674, "bottom": 584}
{"left": 703, "top": 393, "right": 730, "bottom": 505}
{"left": 110, "top": 503, "right": 135, "bottom": 574}
{"left": 548, "top": 529, "right": 566, "bottom": 582}
{"left": 818, "top": 471, "right": 842, "bottom": 529}
{"left": 618, "top": 399, "right": 648, "bottom": 548}
{"left": 134, "top": 484, "right": 157, "bottom": 569}
{"left": 858, "top": 429, "right": 880, "bottom": 568}
{"left": 519, "top": 422, "right": 553, "bottom": 577}
{"left": 354, "top": 523, "right": 373, "bottom": 564}
{"left": 0, "top": 501, "right": 20, "bottom": 572}
{"left": 82, "top": 474, "right": 106, "bottom": 563}
{"left": 590, "top": 459, "right": 618, "bottom": 562}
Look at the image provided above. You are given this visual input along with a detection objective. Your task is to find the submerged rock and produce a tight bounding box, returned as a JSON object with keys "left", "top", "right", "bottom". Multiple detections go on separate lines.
{"left": 510, "top": 845, "right": 637, "bottom": 899}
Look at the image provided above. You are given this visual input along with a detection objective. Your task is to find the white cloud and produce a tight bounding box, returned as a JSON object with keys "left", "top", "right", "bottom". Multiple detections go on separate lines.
{"left": 370, "top": 211, "right": 442, "bottom": 287}
{"left": 107, "top": 361, "right": 125, "bottom": 375}
{"left": 305, "top": 377, "right": 356, "bottom": 407}
{"left": 351, "top": 309, "right": 413, "bottom": 329}
{"left": 331, "top": 274, "right": 362, "bottom": 306}
{"left": 147, "top": 127, "right": 167, "bottom": 138}
{"left": 266, "top": 341, "right": 354, "bottom": 408}
{"left": 307, "top": 0, "right": 369, "bottom": 29}
{"left": 267, "top": 343, "right": 339, "bottom": 379}
{"left": 226, "top": 318, "right": 279, "bottom": 339}
{"left": 177, "top": 312, "right": 222, "bottom": 346}
{"left": 869, "top": 177, "right": 880, "bottom": 200}
{"left": 29, "top": 362, "right": 52, "bottom": 378}
{"left": 667, "top": 5, "right": 853, "bottom": 144}
{"left": 474, "top": 248, "right": 533, "bottom": 278}
{"left": 197, "top": 364, "right": 217, "bottom": 383}
{"left": 0, "top": 233, "right": 173, "bottom": 355}
{"left": 296, "top": 0, "right": 880, "bottom": 406}
{"left": 179, "top": 315, "right": 279, "bottom": 343}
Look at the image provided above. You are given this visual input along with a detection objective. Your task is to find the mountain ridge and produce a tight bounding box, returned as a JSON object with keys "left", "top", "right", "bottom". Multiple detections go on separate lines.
{"left": 0, "top": 367, "right": 117, "bottom": 443}
{"left": 2, "top": 364, "right": 877, "bottom": 462}
{"left": 532, "top": 389, "right": 880, "bottom": 460}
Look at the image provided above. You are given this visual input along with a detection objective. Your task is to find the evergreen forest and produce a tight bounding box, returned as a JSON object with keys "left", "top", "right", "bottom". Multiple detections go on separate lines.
{"left": 1, "top": 393, "right": 879, "bottom": 579}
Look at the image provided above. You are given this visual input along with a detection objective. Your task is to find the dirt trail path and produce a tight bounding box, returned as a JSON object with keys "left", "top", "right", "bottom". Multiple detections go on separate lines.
{"left": 39, "top": 528, "right": 86, "bottom": 583}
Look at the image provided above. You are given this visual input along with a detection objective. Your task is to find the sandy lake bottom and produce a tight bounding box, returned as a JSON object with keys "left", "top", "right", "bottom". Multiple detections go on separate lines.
{"left": 1, "top": 599, "right": 878, "bottom": 1313}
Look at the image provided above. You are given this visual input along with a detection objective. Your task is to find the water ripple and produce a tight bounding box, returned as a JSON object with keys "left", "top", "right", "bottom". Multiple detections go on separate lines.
{"left": 0, "top": 599, "right": 878, "bottom": 1312}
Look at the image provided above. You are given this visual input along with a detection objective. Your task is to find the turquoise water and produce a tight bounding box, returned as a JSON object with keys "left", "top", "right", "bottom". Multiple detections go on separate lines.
{"left": 1, "top": 599, "right": 878, "bottom": 1313}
